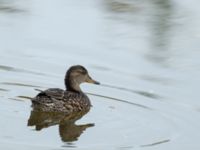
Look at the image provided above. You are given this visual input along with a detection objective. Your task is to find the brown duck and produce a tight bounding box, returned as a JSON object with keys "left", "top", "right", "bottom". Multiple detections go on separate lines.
{"left": 31, "top": 65, "right": 100, "bottom": 113}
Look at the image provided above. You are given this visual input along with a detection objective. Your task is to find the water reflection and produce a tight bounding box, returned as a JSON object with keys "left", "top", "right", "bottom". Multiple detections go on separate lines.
{"left": 104, "top": 0, "right": 137, "bottom": 13}
{"left": 147, "top": 0, "right": 173, "bottom": 67}
{"left": 103, "top": 0, "right": 174, "bottom": 67}
{"left": 27, "top": 110, "right": 94, "bottom": 142}
{"left": 0, "top": 0, "right": 25, "bottom": 13}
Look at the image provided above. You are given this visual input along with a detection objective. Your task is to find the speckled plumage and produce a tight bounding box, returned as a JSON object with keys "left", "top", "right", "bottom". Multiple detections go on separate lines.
{"left": 31, "top": 65, "right": 99, "bottom": 113}
{"left": 32, "top": 88, "right": 91, "bottom": 113}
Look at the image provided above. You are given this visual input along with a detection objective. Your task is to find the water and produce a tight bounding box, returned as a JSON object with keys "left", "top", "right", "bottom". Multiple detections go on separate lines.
{"left": 0, "top": 0, "right": 200, "bottom": 149}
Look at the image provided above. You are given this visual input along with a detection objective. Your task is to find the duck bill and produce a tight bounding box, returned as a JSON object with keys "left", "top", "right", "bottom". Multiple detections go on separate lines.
{"left": 86, "top": 76, "right": 100, "bottom": 85}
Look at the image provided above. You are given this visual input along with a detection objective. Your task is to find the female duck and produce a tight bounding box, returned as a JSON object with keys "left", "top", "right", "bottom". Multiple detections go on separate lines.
{"left": 31, "top": 65, "right": 100, "bottom": 113}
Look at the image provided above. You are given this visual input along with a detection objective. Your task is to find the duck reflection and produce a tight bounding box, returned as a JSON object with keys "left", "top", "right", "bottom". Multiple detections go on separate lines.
{"left": 27, "top": 110, "right": 94, "bottom": 142}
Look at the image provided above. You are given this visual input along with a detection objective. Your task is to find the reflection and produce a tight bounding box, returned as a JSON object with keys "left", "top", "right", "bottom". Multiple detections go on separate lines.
{"left": 104, "top": 0, "right": 137, "bottom": 13}
{"left": 103, "top": 0, "right": 174, "bottom": 67}
{"left": 59, "top": 118, "right": 94, "bottom": 142}
{"left": 0, "top": 0, "right": 25, "bottom": 13}
{"left": 27, "top": 110, "right": 94, "bottom": 142}
{"left": 146, "top": 0, "right": 173, "bottom": 67}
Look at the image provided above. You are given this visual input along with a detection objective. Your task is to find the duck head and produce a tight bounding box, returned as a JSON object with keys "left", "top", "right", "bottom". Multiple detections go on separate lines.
{"left": 65, "top": 65, "right": 100, "bottom": 92}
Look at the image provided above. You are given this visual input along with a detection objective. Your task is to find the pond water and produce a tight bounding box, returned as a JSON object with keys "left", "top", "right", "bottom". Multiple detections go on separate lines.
{"left": 0, "top": 0, "right": 200, "bottom": 150}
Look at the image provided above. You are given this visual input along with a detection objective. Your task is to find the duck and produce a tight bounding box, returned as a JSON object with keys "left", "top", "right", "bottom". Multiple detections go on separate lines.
{"left": 31, "top": 65, "right": 100, "bottom": 113}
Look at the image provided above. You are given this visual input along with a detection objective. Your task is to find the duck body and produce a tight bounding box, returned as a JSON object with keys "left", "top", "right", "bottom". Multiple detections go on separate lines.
{"left": 31, "top": 65, "right": 99, "bottom": 113}
{"left": 32, "top": 88, "right": 91, "bottom": 113}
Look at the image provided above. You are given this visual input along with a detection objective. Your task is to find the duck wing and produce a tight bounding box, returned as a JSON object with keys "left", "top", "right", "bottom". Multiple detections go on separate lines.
{"left": 32, "top": 88, "right": 65, "bottom": 104}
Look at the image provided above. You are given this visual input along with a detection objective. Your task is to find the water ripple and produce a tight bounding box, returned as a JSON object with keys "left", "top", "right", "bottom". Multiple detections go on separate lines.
{"left": 8, "top": 98, "right": 25, "bottom": 102}
{"left": 0, "top": 64, "right": 52, "bottom": 76}
{"left": 86, "top": 92, "right": 152, "bottom": 110}
{"left": 1, "top": 82, "right": 44, "bottom": 88}
{"left": 140, "top": 139, "right": 170, "bottom": 147}
{"left": 100, "top": 84, "right": 163, "bottom": 100}
{"left": 0, "top": 88, "right": 9, "bottom": 91}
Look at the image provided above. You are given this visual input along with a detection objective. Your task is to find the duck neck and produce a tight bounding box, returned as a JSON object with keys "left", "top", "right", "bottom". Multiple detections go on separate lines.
{"left": 65, "top": 78, "right": 82, "bottom": 93}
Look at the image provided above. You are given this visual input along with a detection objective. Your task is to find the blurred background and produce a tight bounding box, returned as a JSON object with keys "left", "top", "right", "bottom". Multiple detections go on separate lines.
{"left": 0, "top": 0, "right": 200, "bottom": 150}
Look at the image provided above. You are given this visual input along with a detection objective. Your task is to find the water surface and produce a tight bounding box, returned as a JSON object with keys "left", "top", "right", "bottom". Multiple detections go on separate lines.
{"left": 0, "top": 0, "right": 200, "bottom": 150}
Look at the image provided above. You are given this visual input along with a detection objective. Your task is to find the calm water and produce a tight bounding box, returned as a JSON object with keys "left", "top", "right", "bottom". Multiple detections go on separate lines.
{"left": 0, "top": 0, "right": 200, "bottom": 150}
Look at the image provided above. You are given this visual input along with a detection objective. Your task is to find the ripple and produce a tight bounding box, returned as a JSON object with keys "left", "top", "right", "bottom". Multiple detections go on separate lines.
{"left": 86, "top": 92, "right": 152, "bottom": 110}
{"left": 17, "top": 95, "right": 33, "bottom": 100}
{"left": 0, "top": 65, "right": 15, "bottom": 71}
{"left": 134, "top": 90, "right": 162, "bottom": 99}
{"left": 91, "top": 65, "right": 111, "bottom": 71}
{"left": 1, "top": 82, "right": 44, "bottom": 88}
{"left": 8, "top": 98, "right": 25, "bottom": 102}
{"left": 0, "top": 88, "right": 9, "bottom": 91}
{"left": 139, "top": 74, "right": 175, "bottom": 85}
{"left": 118, "top": 146, "right": 134, "bottom": 150}
{"left": 100, "top": 84, "right": 163, "bottom": 100}
{"left": 140, "top": 139, "right": 170, "bottom": 147}
{"left": 0, "top": 64, "right": 51, "bottom": 76}
{"left": 61, "top": 143, "right": 76, "bottom": 148}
